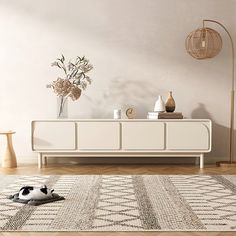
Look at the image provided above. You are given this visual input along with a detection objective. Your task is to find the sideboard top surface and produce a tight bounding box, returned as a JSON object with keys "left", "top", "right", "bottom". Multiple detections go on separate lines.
{"left": 32, "top": 119, "right": 211, "bottom": 122}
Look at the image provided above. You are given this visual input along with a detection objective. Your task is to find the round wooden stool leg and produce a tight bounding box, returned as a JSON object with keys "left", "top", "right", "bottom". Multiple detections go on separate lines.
{"left": 2, "top": 134, "right": 17, "bottom": 168}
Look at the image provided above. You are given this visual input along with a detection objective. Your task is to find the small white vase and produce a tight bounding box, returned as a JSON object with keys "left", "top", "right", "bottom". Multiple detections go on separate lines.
{"left": 154, "top": 95, "right": 165, "bottom": 113}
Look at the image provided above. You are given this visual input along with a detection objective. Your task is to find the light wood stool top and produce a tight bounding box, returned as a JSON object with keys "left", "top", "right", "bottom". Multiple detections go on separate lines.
{"left": 0, "top": 131, "right": 16, "bottom": 135}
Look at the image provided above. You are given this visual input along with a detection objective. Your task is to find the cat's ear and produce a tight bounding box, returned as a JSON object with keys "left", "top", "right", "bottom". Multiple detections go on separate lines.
{"left": 51, "top": 189, "right": 54, "bottom": 193}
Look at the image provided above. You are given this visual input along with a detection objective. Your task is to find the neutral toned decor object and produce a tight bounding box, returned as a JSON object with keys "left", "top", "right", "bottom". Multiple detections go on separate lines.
{"left": 147, "top": 112, "right": 183, "bottom": 119}
{"left": 113, "top": 109, "right": 121, "bottom": 119}
{"left": 154, "top": 95, "right": 165, "bottom": 113}
{"left": 0, "top": 131, "right": 17, "bottom": 168}
{"left": 186, "top": 27, "right": 222, "bottom": 59}
{"left": 157, "top": 112, "right": 183, "bottom": 119}
{"left": 125, "top": 107, "right": 136, "bottom": 119}
{"left": 165, "top": 91, "right": 176, "bottom": 112}
{"left": 31, "top": 119, "right": 211, "bottom": 169}
{"left": 56, "top": 96, "right": 68, "bottom": 119}
{"left": 1, "top": 174, "right": 236, "bottom": 231}
{"left": 49, "top": 55, "right": 93, "bottom": 118}
{"left": 186, "top": 20, "right": 235, "bottom": 167}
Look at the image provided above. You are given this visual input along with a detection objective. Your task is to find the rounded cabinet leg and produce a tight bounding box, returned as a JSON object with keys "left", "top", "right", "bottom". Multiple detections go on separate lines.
{"left": 200, "top": 154, "right": 204, "bottom": 169}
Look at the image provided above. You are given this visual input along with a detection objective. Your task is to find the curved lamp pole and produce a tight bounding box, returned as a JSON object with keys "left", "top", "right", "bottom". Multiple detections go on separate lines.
{"left": 187, "top": 20, "right": 235, "bottom": 166}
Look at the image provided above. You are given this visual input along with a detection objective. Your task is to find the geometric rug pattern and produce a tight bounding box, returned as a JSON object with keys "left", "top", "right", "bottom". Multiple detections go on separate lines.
{"left": 92, "top": 176, "right": 143, "bottom": 230}
{"left": 170, "top": 175, "right": 236, "bottom": 231}
{"left": 1, "top": 175, "right": 236, "bottom": 231}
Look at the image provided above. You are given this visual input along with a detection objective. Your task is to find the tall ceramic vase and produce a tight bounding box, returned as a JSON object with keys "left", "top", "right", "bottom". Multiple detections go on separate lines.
{"left": 165, "top": 91, "right": 176, "bottom": 112}
{"left": 154, "top": 95, "right": 165, "bottom": 113}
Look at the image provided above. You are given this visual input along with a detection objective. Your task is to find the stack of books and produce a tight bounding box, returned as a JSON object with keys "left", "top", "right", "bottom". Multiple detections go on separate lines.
{"left": 147, "top": 112, "right": 183, "bottom": 119}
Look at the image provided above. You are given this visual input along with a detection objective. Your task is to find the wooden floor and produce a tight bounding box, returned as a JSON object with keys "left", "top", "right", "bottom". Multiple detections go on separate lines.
{"left": 0, "top": 163, "right": 236, "bottom": 236}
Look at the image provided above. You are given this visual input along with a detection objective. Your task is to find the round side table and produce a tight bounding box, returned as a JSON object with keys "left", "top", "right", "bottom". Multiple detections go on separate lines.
{"left": 0, "top": 131, "right": 17, "bottom": 168}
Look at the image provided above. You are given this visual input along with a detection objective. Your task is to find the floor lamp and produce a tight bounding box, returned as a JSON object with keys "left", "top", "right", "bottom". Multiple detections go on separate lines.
{"left": 185, "top": 19, "right": 235, "bottom": 167}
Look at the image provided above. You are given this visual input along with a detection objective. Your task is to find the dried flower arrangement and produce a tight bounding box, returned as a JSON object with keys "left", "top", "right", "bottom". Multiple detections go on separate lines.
{"left": 50, "top": 55, "right": 93, "bottom": 117}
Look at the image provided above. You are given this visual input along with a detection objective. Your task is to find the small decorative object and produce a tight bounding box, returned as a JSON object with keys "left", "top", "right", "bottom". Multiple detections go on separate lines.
{"left": 154, "top": 95, "right": 165, "bottom": 113}
{"left": 147, "top": 112, "right": 183, "bottom": 119}
{"left": 165, "top": 91, "right": 176, "bottom": 112}
{"left": 49, "top": 55, "right": 93, "bottom": 118}
{"left": 126, "top": 107, "right": 136, "bottom": 119}
{"left": 113, "top": 109, "right": 121, "bottom": 119}
{"left": 57, "top": 96, "right": 68, "bottom": 119}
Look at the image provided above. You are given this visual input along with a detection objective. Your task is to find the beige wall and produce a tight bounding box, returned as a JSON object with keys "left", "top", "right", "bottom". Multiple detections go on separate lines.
{"left": 0, "top": 0, "right": 235, "bottom": 164}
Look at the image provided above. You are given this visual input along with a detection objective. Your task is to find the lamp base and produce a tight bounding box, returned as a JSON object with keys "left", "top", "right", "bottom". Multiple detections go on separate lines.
{"left": 216, "top": 161, "right": 236, "bottom": 167}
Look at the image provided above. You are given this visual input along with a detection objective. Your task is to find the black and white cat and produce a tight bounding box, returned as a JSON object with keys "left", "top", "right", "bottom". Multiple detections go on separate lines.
{"left": 18, "top": 185, "right": 54, "bottom": 201}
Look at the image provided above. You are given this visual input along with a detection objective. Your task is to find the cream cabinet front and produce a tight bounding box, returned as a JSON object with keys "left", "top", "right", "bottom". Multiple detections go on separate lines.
{"left": 32, "top": 121, "right": 76, "bottom": 150}
{"left": 122, "top": 122, "right": 165, "bottom": 150}
{"left": 78, "top": 122, "right": 120, "bottom": 150}
{"left": 166, "top": 122, "right": 210, "bottom": 150}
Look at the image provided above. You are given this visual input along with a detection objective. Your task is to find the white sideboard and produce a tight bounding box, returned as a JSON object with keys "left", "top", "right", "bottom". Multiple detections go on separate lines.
{"left": 31, "top": 119, "right": 212, "bottom": 168}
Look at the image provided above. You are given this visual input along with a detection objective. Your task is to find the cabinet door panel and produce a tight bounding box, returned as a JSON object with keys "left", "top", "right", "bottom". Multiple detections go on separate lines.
{"left": 78, "top": 122, "right": 120, "bottom": 150}
{"left": 33, "top": 122, "right": 76, "bottom": 150}
{"left": 122, "top": 122, "right": 165, "bottom": 150}
{"left": 167, "top": 122, "right": 210, "bottom": 150}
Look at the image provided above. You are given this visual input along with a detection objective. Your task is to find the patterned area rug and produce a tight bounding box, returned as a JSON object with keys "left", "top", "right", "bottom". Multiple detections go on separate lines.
{"left": 0, "top": 175, "right": 236, "bottom": 231}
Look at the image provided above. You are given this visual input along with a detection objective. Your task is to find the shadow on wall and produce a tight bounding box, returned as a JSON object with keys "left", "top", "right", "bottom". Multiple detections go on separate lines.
{"left": 88, "top": 77, "right": 165, "bottom": 118}
{"left": 87, "top": 82, "right": 236, "bottom": 161}
{"left": 191, "top": 103, "right": 236, "bottom": 161}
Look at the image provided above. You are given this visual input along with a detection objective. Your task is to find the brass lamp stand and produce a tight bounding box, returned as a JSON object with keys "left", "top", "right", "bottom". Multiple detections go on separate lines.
{"left": 185, "top": 19, "right": 235, "bottom": 167}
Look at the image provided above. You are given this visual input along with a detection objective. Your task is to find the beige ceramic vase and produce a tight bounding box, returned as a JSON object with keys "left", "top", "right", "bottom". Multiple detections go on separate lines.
{"left": 165, "top": 91, "right": 176, "bottom": 112}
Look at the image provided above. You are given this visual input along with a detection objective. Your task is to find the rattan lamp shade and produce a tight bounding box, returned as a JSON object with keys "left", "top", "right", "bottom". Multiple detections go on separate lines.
{"left": 185, "top": 27, "right": 222, "bottom": 59}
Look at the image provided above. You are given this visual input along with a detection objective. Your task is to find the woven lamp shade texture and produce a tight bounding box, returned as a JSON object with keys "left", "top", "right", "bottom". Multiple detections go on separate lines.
{"left": 185, "top": 27, "right": 222, "bottom": 59}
